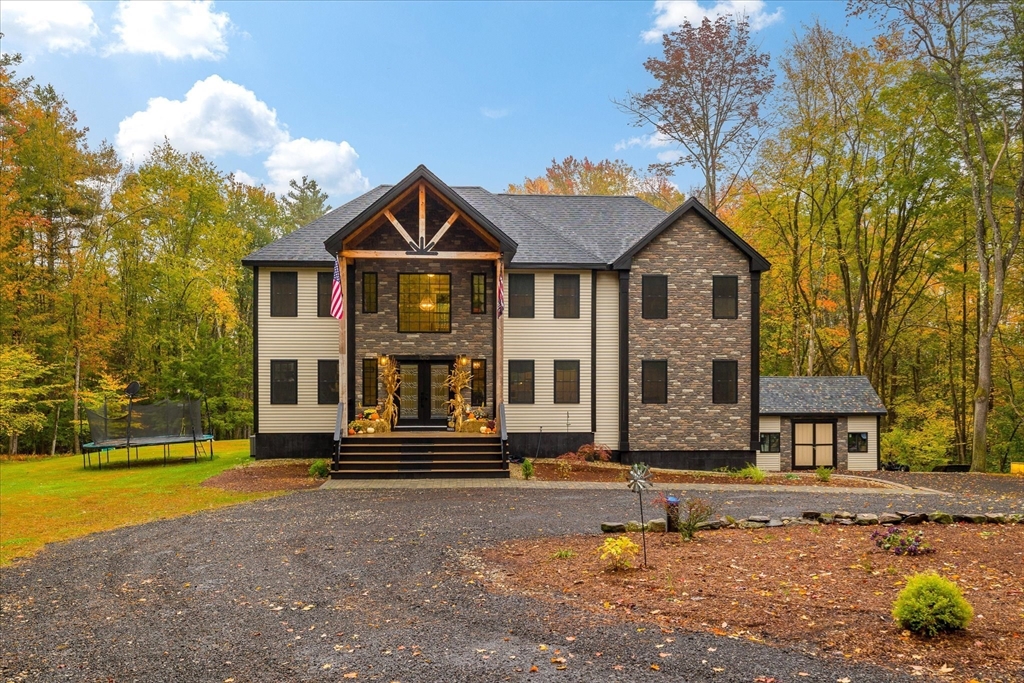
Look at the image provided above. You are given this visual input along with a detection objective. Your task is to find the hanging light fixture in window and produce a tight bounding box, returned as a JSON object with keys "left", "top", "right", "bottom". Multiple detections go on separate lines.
{"left": 419, "top": 295, "right": 435, "bottom": 311}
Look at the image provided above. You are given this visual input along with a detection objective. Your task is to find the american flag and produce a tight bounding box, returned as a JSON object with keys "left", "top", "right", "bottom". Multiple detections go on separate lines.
{"left": 496, "top": 273, "right": 504, "bottom": 318}
{"left": 330, "top": 260, "right": 344, "bottom": 320}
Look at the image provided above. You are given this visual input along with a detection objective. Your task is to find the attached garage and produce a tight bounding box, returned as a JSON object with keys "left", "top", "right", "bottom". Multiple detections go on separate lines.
{"left": 757, "top": 376, "right": 886, "bottom": 472}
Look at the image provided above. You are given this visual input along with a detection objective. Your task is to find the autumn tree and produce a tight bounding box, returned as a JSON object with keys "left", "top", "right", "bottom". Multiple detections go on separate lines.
{"left": 617, "top": 16, "right": 774, "bottom": 214}
{"left": 281, "top": 175, "right": 331, "bottom": 231}
{"left": 507, "top": 156, "right": 684, "bottom": 211}
{"left": 853, "top": 0, "right": 1024, "bottom": 471}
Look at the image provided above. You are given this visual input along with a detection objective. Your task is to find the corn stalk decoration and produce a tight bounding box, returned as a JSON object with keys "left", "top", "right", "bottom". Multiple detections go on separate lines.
{"left": 445, "top": 359, "right": 472, "bottom": 431}
{"left": 379, "top": 356, "right": 400, "bottom": 431}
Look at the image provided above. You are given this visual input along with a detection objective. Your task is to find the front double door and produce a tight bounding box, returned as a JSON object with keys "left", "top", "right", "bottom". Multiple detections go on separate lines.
{"left": 398, "top": 359, "right": 452, "bottom": 427}
{"left": 793, "top": 421, "right": 835, "bottom": 468}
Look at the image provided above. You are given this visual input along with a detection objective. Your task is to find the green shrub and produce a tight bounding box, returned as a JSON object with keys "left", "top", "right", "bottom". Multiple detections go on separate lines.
{"left": 521, "top": 458, "right": 534, "bottom": 480}
{"left": 678, "top": 497, "right": 715, "bottom": 541}
{"left": 551, "top": 548, "right": 575, "bottom": 559}
{"left": 739, "top": 463, "right": 766, "bottom": 483}
{"left": 892, "top": 572, "right": 973, "bottom": 636}
{"left": 815, "top": 466, "right": 832, "bottom": 482}
{"left": 309, "top": 459, "right": 329, "bottom": 479}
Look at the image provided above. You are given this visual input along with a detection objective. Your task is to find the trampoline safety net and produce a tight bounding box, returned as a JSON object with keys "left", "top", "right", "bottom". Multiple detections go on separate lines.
{"left": 85, "top": 398, "right": 205, "bottom": 447}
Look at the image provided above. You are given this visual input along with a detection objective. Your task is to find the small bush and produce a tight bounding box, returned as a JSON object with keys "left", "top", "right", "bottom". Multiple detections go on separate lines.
{"left": 739, "top": 464, "right": 766, "bottom": 483}
{"left": 815, "top": 466, "right": 832, "bottom": 482}
{"left": 892, "top": 572, "right": 973, "bottom": 636}
{"left": 554, "top": 459, "right": 573, "bottom": 479}
{"left": 520, "top": 458, "right": 534, "bottom": 480}
{"left": 556, "top": 443, "right": 611, "bottom": 463}
{"left": 785, "top": 473, "right": 799, "bottom": 480}
{"left": 871, "top": 526, "right": 934, "bottom": 556}
{"left": 309, "top": 459, "right": 329, "bottom": 479}
{"left": 678, "top": 497, "right": 715, "bottom": 541}
{"left": 551, "top": 548, "right": 575, "bottom": 560}
{"left": 599, "top": 536, "right": 640, "bottom": 571}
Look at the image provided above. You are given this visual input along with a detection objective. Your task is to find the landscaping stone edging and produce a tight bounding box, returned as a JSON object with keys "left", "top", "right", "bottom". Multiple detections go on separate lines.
{"left": 600, "top": 510, "right": 1024, "bottom": 533}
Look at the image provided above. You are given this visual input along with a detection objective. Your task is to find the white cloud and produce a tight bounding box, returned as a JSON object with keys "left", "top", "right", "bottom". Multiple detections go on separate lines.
{"left": 264, "top": 138, "right": 369, "bottom": 197}
{"left": 656, "top": 150, "right": 684, "bottom": 164}
{"left": 480, "top": 107, "right": 509, "bottom": 119}
{"left": 115, "top": 75, "right": 288, "bottom": 161}
{"left": 0, "top": 0, "right": 98, "bottom": 52}
{"left": 230, "top": 170, "right": 260, "bottom": 187}
{"left": 642, "top": 0, "right": 783, "bottom": 42}
{"left": 117, "top": 76, "right": 369, "bottom": 198}
{"left": 615, "top": 131, "right": 674, "bottom": 151}
{"left": 109, "top": 0, "right": 230, "bottom": 60}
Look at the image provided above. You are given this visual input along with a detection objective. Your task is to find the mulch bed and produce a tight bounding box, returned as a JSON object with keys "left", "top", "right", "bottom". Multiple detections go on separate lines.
{"left": 482, "top": 524, "right": 1024, "bottom": 681}
{"left": 201, "top": 462, "right": 324, "bottom": 492}
{"left": 530, "top": 460, "right": 891, "bottom": 488}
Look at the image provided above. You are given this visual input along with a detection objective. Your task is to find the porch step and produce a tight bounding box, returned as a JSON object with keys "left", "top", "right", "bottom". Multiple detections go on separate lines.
{"left": 330, "top": 432, "right": 508, "bottom": 479}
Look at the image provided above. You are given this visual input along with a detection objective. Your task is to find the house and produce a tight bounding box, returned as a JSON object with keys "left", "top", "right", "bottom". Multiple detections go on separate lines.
{"left": 241, "top": 164, "right": 883, "bottom": 475}
{"left": 757, "top": 376, "right": 887, "bottom": 472}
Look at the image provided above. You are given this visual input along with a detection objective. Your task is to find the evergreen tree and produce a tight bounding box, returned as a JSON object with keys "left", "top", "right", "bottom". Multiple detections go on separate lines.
{"left": 281, "top": 175, "right": 331, "bottom": 231}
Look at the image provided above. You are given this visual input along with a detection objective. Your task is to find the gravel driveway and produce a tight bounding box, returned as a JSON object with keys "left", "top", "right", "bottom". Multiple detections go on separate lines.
{"left": 2, "top": 484, "right": 995, "bottom": 682}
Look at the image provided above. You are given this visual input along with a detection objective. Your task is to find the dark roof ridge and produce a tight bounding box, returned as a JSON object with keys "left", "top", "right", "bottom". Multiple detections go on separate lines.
{"left": 486, "top": 192, "right": 605, "bottom": 264}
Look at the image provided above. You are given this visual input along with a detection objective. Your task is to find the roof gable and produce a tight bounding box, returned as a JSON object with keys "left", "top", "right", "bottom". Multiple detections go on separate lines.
{"left": 322, "top": 165, "right": 518, "bottom": 257}
{"left": 611, "top": 198, "right": 770, "bottom": 272}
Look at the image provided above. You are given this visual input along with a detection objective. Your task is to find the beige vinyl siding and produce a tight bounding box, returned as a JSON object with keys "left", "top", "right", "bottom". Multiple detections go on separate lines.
{"left": 757, "top": 415, "right": 781, "bottom": 471}
{"left": 594, "top": 272, "right": 619, "bottom": 450}
{"left": 258, "top": 268, "right": 341, "bottom": 433}
{"left": 847, "top": 415, "right": 878, "bottom": 471}
{"left": 502, "top": 271, "right": 592, "bottom": 433}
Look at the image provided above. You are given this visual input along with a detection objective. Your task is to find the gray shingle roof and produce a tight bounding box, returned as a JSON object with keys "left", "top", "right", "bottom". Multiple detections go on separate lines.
{"left": 242, "top": 185, "right": 391, "bottom": 266}
{"left": 241, "top": 174, "right": 766, "bottom": 269}
{"left": 496, "top": 194, "right": 668, "bottom": 263}
{"left": 760, "top": 376, "right": 887, "bottom": 416}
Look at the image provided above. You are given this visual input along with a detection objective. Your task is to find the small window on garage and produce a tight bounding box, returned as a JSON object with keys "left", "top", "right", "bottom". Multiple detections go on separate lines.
{"left": 848, "top": 431, "right": 869, "bottom": 453}
{"left": 759, "top": 432, "right": 780, "bottom": 453}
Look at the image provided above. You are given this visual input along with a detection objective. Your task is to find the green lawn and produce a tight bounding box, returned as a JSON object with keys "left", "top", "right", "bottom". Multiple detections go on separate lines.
{"left": 0, "top": 439, "right": 278, "bottom": 566}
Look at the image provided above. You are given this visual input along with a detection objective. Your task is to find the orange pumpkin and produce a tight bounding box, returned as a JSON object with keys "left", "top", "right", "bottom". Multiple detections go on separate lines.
{"left": 370, "top": 413, "right": 380, "bottom": 420}
{"left": 347, "top": 428, "right": 356, "bottom": 436}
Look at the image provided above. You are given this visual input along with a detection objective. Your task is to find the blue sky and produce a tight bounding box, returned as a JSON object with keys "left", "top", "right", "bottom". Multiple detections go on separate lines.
{"left": 1, "top": 1, "right": 872, "bottom": 203}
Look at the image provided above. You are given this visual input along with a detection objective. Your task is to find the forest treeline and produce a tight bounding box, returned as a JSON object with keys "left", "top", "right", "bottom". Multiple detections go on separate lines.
{"left": 2, "top": 4, "right": 1022, "bottom": 470}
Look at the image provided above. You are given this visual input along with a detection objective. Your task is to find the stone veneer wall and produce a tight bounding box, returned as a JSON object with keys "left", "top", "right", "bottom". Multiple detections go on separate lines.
{"left": 627, "top": 212, "right": 753, "bottom": 452}
{"left": 352, "top": 259, "right": 495, "bottom": 410}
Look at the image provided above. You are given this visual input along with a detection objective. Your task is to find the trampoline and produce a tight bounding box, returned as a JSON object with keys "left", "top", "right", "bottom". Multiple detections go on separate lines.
{"left": 82, "top": 397, "right": 214, "bottom": 469}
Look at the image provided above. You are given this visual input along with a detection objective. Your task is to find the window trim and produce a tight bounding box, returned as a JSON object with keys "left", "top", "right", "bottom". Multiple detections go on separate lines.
{"left": 712, "top": 359, "right": 738, "bottom": 404}
{"left": 642, "top": 275, "right": 668, "bottom": 319}
{"left": 317, "top": 359, "right": 339, "bottom": 405}
{"left": 641, "top": 360, "right": 668, "bottom": 404}
{"left": 508, "top": 360, "right": 535, "bottom": 404}
{"left": 759, "top": 432, "right": 781, "bottom": 453}
{"left": 269, "top": 359, "right": 298, "bottom": 405}
{"left": 847, "top": 431, "right": 869, "bottom": 453}
{"left": 362, "top": 272, "right": 378, "bottom": 314}
{"left": 553, "top": 359, "right": 580, "bottom": 404}
{"left": 471, "top": 273, "right": 486, "bottom": 315}
{"left": 553, "top": 274, "right": 580, "bottom": 319}
{"left": 362, "top": 358, "right": 378, "bottom": 407}
{"left": 317, "top": 271, "right": 333, "bottom": 317}
{"left": 507, "top": 273, "right": 535, "bottom": 318}
{"left": 712, "top": 275, "right": 739, "bottom": 319}
{"left": 270, "top": 271, "right": 298, "bottom": 318}
{"left": 471, "top": 358, "right": 486, "bottom": 406}
{"left": 397, "top": 272, "right": 452, "bottom": 333}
